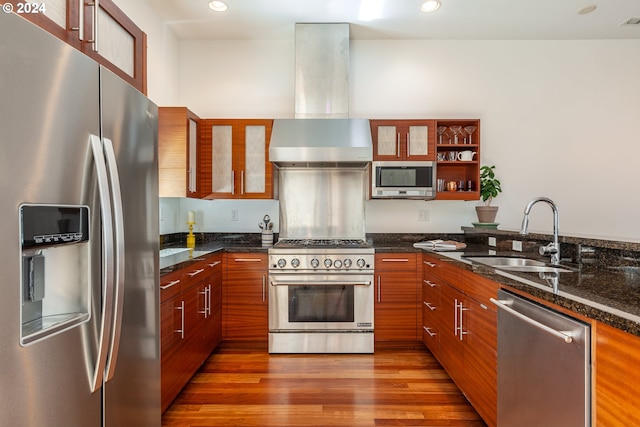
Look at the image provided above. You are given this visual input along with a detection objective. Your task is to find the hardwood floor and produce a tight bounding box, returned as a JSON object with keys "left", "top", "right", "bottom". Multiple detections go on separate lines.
{"left": 162, "top": 342, "right": 487, "bottom": 427}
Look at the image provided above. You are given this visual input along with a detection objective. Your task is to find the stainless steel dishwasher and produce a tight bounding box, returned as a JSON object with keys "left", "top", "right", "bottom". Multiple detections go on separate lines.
{"left": 491, "top": 289, "right": 591, "bottom": 427}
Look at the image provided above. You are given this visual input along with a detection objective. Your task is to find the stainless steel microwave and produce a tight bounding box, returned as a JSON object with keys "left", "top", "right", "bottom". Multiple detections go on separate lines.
{"left": 371, "top": 161, "right": 436, "bottom": 199}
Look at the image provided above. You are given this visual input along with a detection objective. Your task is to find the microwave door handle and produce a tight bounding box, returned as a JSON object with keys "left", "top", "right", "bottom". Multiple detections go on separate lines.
{"left": 88, "top": 134, "right": 115, "bottom": 393}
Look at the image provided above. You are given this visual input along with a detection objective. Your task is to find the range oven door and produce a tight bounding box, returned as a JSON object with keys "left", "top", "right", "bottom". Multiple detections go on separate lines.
{"left": 268, "top": 273, "right": 374, "bottom": 332}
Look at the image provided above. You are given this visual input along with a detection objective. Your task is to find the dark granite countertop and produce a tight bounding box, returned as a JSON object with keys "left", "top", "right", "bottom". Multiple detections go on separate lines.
{"left": 419, "top": 245, "right": 640, "bottom": 337}
{"left": 159, "top": 236, "right": 268, "bottom": 275}
{"left": 160, "top": 231, "right": 640, "bottom": 337}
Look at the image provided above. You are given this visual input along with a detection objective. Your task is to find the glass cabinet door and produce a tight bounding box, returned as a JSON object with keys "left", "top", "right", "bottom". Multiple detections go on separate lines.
{"left": 211, "top": 125, "right": 234, "bottom": 194}
{"left": 375, "top": 125, "right": 400, "bottom": 158}
{"left": 188, "top": 118, "right": 198, "bottom": 194}
{"left": 243, "top": 125, "right": 266, "bottom": 194}
{"left": 407, "top": 125, "right": 429, "bottom": 157}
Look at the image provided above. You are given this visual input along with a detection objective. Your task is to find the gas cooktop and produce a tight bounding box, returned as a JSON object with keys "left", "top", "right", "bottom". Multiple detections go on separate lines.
{"left": 273, "top": 238, "right": 372, "bottom": 249}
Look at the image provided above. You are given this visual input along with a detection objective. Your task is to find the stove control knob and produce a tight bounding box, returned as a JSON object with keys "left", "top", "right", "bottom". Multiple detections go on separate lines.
{"left": 343, "top": 259, "right": 352, "bottom": 268}
{"left": 356, "top": 258, "right": 366, "bottom": 268}
{"left": 291, "top": 258, "right": 300, "bottom": 268}
{"left": 310, "top": 258, "right": 320, "bottom": 268}
{"left": 334, "top": 259, "right": 343, "bottom": 269}
{"left": 277, "top": 258, "right": 287, "bottom": 268}
{"left": 324, "top": 258, "right": 333, "bottom": 268}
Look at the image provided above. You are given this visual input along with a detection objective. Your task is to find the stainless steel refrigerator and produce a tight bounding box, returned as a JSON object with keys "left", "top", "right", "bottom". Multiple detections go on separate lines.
{"left": 0, "top": 12, "right": 161, "bottom": 427}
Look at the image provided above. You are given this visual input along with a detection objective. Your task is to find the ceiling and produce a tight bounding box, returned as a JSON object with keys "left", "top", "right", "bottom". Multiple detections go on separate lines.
{"left": 147, "top": 0, "right": 640, "bottom": 40}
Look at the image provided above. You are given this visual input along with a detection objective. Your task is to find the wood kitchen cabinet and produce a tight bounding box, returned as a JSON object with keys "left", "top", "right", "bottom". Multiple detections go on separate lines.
{"left": 160, "top": 252, "right": 223, "bottom": 413}
{"left": 370, "top": 120, "right": 436, "bottom": 161}
{"left": 435, "top": 119, "right": 480, "bottom": 201}
{"left": 595, "top": 321, "right": 640, "bottom": 426}
{"left": 420, "top": 253, "right": 463, "bottom": 359}
{"left": 159, "top": 107, "right": 201, "bottom": 197}
{"left": 200, "top": 119, "right": 274, "bottom": 200}
{"left": 6, "top": 0, "right": 147, "bottom": 94}
{"left": 223, "top": 252, "right": 269, "bottom": 341}
{"left": 374, "top": 253, "right": 420, "bottom": 342}
{"left": 421, "top": 253, "right": 497, "bottom": 427}
{"left": 202, "top": 254, "right": 223, "bottom": 356}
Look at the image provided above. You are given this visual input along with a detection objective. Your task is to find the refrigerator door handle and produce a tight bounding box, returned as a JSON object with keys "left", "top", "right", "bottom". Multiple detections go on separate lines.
{"left": 103, "top": 138, "right": 126, "bottom": 382}
{"left": 89, "top": 134, "right": 116, "bottom": 393}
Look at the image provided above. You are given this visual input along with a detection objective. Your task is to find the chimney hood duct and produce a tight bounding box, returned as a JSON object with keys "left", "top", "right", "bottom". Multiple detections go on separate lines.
{"left": 269, "top": 23, "right": 372, "bottom": 167}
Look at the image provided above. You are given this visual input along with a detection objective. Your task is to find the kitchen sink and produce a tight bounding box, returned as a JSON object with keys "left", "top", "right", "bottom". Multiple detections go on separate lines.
{"left": 463, "top": 256, "right": 575, "bottom": 273}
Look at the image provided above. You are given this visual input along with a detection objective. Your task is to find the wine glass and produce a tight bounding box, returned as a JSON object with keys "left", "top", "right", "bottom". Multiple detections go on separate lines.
{"left": 449, "top": 126, "right": 462, "bottom": 144}
{"left": 464, "top": 126, "right": 477, "bottom": 145}
{"left": 437, "top": 126, "right": 447, "bottom": 145}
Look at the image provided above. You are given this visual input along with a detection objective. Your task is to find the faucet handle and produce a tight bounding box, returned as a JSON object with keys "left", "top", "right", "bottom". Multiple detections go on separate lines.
{"left": 539, "top": 243, "right": 558, "bottom": 256}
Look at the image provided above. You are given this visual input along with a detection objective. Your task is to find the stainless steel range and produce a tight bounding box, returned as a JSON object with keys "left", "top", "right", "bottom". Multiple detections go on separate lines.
{"left": 267, "top": 24, "right": 375, "bottom": 353}
{"left": 268, "top": 239, "right": 375, "bottom": 353}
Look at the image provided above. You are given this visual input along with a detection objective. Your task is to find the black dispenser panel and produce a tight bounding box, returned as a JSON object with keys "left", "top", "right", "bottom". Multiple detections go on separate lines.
{"left": 21, "top": 205, "right": 89, "bottom": 249}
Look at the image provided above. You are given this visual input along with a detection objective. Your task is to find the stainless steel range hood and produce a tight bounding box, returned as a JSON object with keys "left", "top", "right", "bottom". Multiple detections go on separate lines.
{"left": 269, "top": 23, "right": 372, "bottom": 167}
{"left": 269, "top": 118, "right": 372, "bottom": 167}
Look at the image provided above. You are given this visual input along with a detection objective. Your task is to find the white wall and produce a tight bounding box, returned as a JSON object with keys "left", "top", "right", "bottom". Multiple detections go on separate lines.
{"left": 159, "top": 197, "right": 279, "bottom": 235}
{"left": 175, "top": 38, "right": 640, "bottom": 242}
{"left": 111, "top": 0, "right": 180, "bottom": 106}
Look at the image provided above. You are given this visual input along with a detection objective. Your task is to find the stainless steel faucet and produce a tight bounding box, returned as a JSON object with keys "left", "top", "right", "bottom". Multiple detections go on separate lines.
{"left": 520, "top": 197, "right": 560, "bottom": 265}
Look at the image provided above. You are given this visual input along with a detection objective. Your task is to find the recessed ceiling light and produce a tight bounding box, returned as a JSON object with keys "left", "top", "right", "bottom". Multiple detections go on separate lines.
{"left": 421, "top": 0, "right": 441, "bottom": 13}
{"left": 577, "top": 5, "right": 597, "bottom": 15}
{"left": 209, "top": 1, "right": 228, "bottom": 12}
{"left": 621, "top": 17, "right": 640, "bottom": 26}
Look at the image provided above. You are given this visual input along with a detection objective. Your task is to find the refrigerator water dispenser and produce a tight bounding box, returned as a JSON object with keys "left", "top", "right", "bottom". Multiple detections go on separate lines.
{"left": 20, "top": 205, "right": 91, "bottom": 346}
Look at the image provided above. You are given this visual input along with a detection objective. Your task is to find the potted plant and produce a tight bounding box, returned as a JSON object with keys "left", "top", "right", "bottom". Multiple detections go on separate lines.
{"left": 476, "top": 165, "right": 502, "bottom": 224}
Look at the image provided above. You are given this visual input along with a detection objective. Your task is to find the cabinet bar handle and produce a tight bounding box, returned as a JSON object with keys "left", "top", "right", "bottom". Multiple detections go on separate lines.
{"left": 86, "top": 0, "right": 99, "bottom": 51}
{"left": 423, "top": 279, "right": 437, "bottom": 288}
{"left": 424, "top": 261, "right": 436, "bottom": 268}
{"left": 458, "top": 302, "right": 468, "bottom": 340}
{"left": 208, "top": 261, "right": 222, "bottom": 267}
{"left": 423, "top": 301, "right": 436, "bottom": 311}
{"left": 423, "top": 326, "right": 436, "bottom": 337}
{"left": 188, "top": 268, "right": 205, "bottom": 277}
{"left": 71, "top": 0, "right": 84, "bottom": 40}
{"left": 175, "top": 301, "right": 185, "bottom": 339}
{"left": 207, "top": 284, "right": 212, "bottom": 316}
{"left": 160, "top": 279, "right": 180, "bottom": 290}
{"left": 382, "top": 258, "right": 409, "bottom": 262}
{"left": 198, "top": 289, "right": 207, "bottom": 316}
{"left": 454, "top": 298, "right": 459, "bottom": 337}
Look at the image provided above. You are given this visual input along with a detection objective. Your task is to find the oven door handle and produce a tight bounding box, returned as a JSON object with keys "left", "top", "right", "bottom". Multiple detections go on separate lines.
{"left": 270, "top": 280, "right": 372, "bottom": 286}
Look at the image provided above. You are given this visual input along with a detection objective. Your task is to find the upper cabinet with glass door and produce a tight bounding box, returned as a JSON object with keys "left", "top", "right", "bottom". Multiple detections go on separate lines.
{"left": 5, "top": 0, "right": 147, "bottom": 94}
{"left": 371, "top": 120, "right": 436, "bottom": 161}
{"left": 158, "top": 107, "right": 201, "bottom": 198}
{"left": 200, "top": 119, "right": 274, "bottom": 200}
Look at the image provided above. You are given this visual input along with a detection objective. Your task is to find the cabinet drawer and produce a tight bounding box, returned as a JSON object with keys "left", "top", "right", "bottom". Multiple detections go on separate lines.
{"left": 422, "top": 253, "right": 462, "bottom": 285}
{"left": 375, "top": 253, "right": 417, "bottom": 271}
{"left": 160, "top": 270, "right": 184, "bottom": 302}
